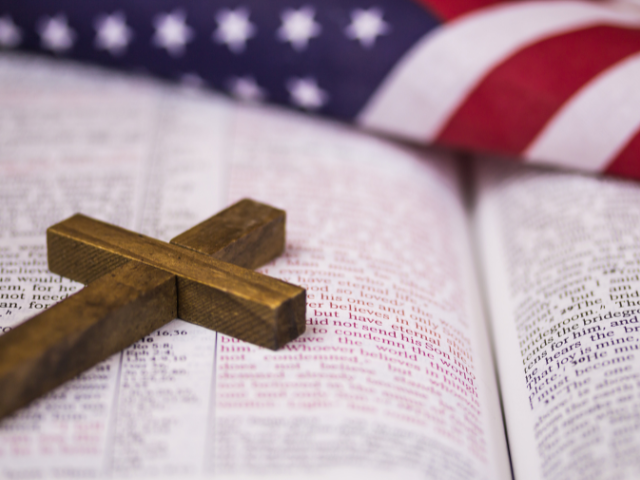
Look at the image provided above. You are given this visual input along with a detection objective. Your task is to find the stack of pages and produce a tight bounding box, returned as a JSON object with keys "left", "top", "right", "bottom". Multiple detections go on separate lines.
{"left": 1, "top": 55, "right": 639, "bottom": 480}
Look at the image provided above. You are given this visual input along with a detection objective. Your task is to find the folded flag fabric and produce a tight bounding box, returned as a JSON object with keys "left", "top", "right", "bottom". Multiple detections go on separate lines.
{"left": 1, "top": 0, "right": 639, "bottom": 179}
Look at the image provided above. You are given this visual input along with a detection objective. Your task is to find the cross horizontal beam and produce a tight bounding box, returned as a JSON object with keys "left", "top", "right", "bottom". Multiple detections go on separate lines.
{"left": 47, "top": 208, "right": 305, "bottom": 347}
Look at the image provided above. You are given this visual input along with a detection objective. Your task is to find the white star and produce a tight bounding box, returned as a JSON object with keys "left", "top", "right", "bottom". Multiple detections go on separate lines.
{"left": 0, "top": 15, "right": 21, "bottom": 48}
{"left": 94, "top": 12, "right": 132, "bottom": 56}
{"left": 277, "top": 6, "right": 320, "bottom": 51}
{"left": 152, "top": 10, "right": 194, "bottom": 57}
{"left": 38, "top": 14, "right": 76, "bottom": 53}
{"left": 345, "top": 8, "right": 389, "bottom": 48}
{"left": 180, "top": 73, "right": 206, "bottom": 88}
{"left": 287, "top": 77, "right": 328, "bottom": 110}
{"left": 213, "top": 8, "right": 256, "bottom": 54}
{"left": 228, "top": 77, "right": 265, "bottom": 102}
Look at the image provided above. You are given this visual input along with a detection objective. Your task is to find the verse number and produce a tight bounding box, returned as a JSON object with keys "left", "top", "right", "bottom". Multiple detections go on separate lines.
{"left": 155, "top": 330, "right": 188, "bottom": 337}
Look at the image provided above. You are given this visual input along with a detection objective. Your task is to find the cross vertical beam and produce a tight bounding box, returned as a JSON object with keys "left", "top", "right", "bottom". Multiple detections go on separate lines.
{"left": 0, "top": 199, "right": 305, "bottom": 420}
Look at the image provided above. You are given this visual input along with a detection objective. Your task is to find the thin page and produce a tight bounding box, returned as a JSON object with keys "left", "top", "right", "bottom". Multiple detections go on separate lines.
{"left": 210, "top": 105, "right": 510, "bottom": 480}
{"left": 0, "top": 54, "right": 509, "bottom": 480}
{"left": 0, "top": 54, "right": 229, "bottom": 476}
{"left": 476, "top": 158, "right": 640, "bottom": 480}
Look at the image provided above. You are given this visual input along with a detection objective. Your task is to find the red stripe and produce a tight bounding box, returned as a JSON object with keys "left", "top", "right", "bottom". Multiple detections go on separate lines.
{"left": 605, "top": 129, "right": 640, "bottom": 180}
{"left": 436, "top": 25, "right": 640, "bottom": 158}
{"left": 411, "top": 0, "right": 509, "bottom": 20}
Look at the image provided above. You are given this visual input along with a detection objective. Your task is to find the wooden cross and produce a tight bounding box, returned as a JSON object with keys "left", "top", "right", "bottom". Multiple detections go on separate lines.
{"left": 0, "top": 199, "right": 306, "bottom": 420}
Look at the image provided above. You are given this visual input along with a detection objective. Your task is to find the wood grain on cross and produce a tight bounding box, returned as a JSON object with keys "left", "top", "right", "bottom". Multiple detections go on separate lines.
{"left": 0, "top": 199, "right": 306, "bottom": 420}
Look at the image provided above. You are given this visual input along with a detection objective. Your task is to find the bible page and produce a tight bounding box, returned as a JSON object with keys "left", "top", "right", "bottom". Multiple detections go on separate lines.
{"left": 0, "top": 54, "right": 509, "bottom": 480}
{"left": 476, "top": 159, "right": 640, "bottom": 480}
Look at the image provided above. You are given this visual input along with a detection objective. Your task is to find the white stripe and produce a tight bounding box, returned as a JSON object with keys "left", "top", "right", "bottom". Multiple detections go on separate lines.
{"left": 525, "top": 52, "right": 640, "bottom": 171}
{"left": 357, "top": 1, "right": 640, "bottom": 142}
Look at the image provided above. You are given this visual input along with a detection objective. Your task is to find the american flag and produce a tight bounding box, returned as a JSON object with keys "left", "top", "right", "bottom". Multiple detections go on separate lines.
{"left": 1, "top": 0, "right": 640, "bottom": 179}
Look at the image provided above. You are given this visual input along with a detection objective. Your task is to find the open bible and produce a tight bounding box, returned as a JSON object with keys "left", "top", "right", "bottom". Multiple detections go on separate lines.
{"left": 1, "top": 54, "right": 640, "bottom": 480}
